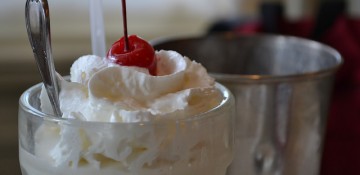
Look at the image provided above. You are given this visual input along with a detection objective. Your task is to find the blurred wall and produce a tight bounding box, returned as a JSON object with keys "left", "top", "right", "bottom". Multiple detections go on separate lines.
{"left": 0, "top": 0, "right": 240, "bottom": 61}
{"left": 239, "top": 0, "right": 318, "bottom": 18}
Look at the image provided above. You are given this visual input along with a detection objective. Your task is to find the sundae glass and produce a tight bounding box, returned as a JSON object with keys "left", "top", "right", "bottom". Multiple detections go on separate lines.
{"left": 19, "top": 0, "right": 235, "bottom": 175}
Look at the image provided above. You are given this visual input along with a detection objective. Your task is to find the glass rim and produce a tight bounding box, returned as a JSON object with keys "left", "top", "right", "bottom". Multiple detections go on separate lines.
{"left": 19, "top": 82, "right": 234, "bottom": 126}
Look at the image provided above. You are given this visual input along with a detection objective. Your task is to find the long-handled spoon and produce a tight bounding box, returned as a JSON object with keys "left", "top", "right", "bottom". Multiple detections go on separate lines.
{"left": 25, "top": 0, "right": 62, "bottom": 116}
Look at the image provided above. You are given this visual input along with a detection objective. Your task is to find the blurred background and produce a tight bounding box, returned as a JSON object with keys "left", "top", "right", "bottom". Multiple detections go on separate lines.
{"left": 1, "top": 0, "right": 359, "bottom": 175}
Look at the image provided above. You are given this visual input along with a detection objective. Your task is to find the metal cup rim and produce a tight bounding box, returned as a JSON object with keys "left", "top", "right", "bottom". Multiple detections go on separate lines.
{"left": 151, "top": 33, "right": 343, "bottom": 83}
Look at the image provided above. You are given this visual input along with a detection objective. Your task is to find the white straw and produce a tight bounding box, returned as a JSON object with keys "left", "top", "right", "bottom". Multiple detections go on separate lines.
{"left": 89, "top": 0, "right": 106, "bottom": 57}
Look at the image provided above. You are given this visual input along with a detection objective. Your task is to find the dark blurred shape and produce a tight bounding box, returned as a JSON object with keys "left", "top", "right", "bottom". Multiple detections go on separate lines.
{"left": 311, "top": 0, "right": 346, "bottom": 40}
{"left": 208, "top": 18, "right": 245, "bottom": 33}
{"left": 259, "top": 2, "right": 283, "bottom": 33}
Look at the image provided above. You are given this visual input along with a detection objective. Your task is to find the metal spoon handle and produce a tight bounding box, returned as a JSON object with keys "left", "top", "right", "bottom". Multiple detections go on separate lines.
{"left": 25, "top": 0, "right": 62, "bottom": 116}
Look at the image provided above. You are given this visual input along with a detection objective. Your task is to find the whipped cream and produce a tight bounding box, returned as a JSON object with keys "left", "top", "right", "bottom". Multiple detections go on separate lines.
{"left": 41, "top": 50, "right": 221, "bottom": 122}
{"left": 20, "top": 50, "right": 233, "bottom": 175}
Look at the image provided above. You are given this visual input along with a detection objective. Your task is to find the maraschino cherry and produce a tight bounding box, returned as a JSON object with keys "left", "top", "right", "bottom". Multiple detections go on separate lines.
{"left": 107, "top": 35, "right": 157, "bottom": 75}
{"left": 107, "top": 0, "right": 157, "bottom": 75}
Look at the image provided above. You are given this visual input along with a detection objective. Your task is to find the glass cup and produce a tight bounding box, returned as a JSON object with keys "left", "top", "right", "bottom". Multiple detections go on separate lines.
{"left": 19, "top": 83, "right": 235, "bottom": 175}
{"left": 153, "top": 33, "right": 342, "bottom": 175}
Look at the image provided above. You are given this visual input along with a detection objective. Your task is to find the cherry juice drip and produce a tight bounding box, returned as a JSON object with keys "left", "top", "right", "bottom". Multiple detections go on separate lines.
{"left": 121, "top": 0, "right": 130, "bottom": 51}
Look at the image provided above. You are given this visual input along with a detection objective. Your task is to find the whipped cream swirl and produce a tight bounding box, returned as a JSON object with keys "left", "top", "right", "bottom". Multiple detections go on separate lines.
{"left": 41, "top": 50, "right": 222, "bottom": 122}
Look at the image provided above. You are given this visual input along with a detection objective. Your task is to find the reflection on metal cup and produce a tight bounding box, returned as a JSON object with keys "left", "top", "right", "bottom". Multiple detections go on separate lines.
{"left": 152, "top": 33, "right": 342, "bottom": 175}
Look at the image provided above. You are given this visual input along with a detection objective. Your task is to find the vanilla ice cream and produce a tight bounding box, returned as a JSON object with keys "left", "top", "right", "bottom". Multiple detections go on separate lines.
{"left": 19, "top": 50, "right": 234, "bottom": 175}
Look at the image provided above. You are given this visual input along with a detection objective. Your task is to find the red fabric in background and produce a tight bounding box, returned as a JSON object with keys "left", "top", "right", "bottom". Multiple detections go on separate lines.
{"left": 235, "top": 15, "right": 360, "bottom": 175}
{"left": 319, "top": 16, "right": 360, "bottom": 175}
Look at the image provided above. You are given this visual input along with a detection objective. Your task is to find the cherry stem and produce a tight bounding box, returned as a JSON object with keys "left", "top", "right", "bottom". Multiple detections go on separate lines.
{"left": 121, "top": 0, "right": 130, "bottom": 52}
